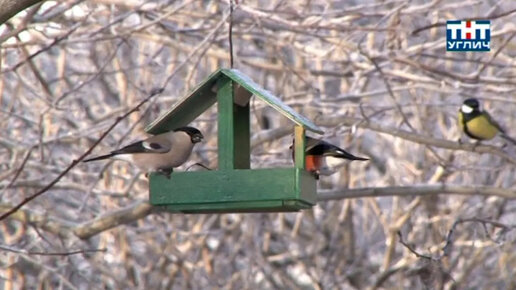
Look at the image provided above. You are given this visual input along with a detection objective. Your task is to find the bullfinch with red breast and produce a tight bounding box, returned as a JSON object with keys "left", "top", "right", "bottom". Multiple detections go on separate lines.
{"left": 83, "top": 126, "right": 203, "bottom": 177}
{"left": 292, "top": 136, "right": 368, "bottom": 179}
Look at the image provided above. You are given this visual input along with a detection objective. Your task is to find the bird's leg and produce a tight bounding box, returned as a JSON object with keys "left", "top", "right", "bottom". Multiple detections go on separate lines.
{"left": 457, "top": 137, "right": 463, "bottom": 144}
{"left": 194, "top": 163, "right": 212, "bottom": 171}
{"left": 157, "top": 168, "right": 173, "bottom": 179}
{"left": 186, "top": 163, "right": 213, "bottom": 171}
{"left": 311, "top": 170, "right": 320, "bottom": 180}
{"left": 473, "top": 140, "right": 482, "bottom": 150}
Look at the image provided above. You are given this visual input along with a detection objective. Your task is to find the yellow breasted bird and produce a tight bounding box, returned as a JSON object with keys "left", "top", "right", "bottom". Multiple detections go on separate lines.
{"left": 458, "top": 98, "right": 516, "bottom": 145}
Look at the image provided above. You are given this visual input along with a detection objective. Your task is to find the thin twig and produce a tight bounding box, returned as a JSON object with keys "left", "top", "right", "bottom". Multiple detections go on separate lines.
{"left": 229, "top": 0, "right": 235, "bottom": 68}
{"left": 411, "top": 8, "right": 516, "bottom": 35}
{"left": 1, "top": 22, "right": 83, "bottom": 74}
{"left": 317, "top": 185, "right": 516, "bottom": 201}
{"left": 0, "top": 146, "right": 34, "bottom": 197}
{"left": 397, "top": 231, "right": 434, "bottom": 260}
{"left": 0, "top": 244, "right": 106, "bottom": 256}
{"left": 316, "top": 115, "right": 516, "bottom": 164}
{"left": 442, "top": 217, "right": 516, "bottom": 257}
{"left": 0, "top": 88, "right": 163, "bottom": 221}
{"left": 474, "top": 32, "right": 516, "bottom": 77}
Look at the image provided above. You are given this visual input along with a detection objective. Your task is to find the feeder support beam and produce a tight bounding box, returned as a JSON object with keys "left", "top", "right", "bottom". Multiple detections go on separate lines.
{"left": 217, "top": 77, "right": 250, "bottom": 170}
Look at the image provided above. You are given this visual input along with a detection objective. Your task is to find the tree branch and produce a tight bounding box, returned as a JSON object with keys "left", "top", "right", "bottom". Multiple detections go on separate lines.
{"left": 0, "top": 88, "right": 163, "bottom": 221}
{"left": 316, "top": 115, "right": 516, "bottom": 164}
{"left": 0, "top": 0, "right": 43, "bottom": 25}
{"left": 1, "top": 200, "right": 155, "bottom": 240}
{"left": 0, "top": 203, "right": 74, "bottom": 237}
{"left": 318, "top": 185, "right": 516, "bottom": 201}
{"left": 2, "top": 184, "right": 515, "bottom": 242}
{"left": 73, "top": 200, "right": 154, "bottom": 240}
{"left": 0, "top": 244, "right": 106, "bottom": 256}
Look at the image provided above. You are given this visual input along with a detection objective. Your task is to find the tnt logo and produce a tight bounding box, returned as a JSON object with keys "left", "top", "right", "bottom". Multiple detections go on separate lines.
{"left": 446, "top": 20, "right": 490, "bottom": 51}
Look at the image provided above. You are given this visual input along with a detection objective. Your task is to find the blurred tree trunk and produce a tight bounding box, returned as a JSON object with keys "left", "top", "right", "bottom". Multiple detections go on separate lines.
{"left": 0, "top": 0, "right": 43, "bottom": 24}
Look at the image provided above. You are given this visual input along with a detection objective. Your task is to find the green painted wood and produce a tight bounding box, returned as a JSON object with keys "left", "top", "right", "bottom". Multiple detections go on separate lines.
{"left": 294, "top": 125, "right": 306, "bottom": 169}
{"left": 145, "top": 68, "right": 321, "bottom": 213}
{"left": 151, "top": 168, "right": 296, "bottom": 203}
{"left": 160, "top": 199, "right": 312, "bottom": 213}
{"left": 217, "top": 77, "right": 235, "bottom": 170}
{"left": 216, "top": 77, "right": 250, "bottom": 169}
{"left": 220, "top": 69, "right": 324, "bottom": 134}
{"left": 297, "top": 169, "right": 317, "bottom": 204}
{"left": 145, "top": 70, "right": 222, "bottom": 134}
{"left": 233, "top": 100, "right": 250, "bottom": 169}
{"left": 145, "top": 68, "right": 323, "bottom": 135}
{"left": 149, "top": 168, "right": 317, "bottom": 212}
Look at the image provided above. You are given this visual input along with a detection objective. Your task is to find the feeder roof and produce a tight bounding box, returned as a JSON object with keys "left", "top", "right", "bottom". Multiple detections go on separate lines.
{"left": 146, "top": 68, "right": 323, "bottom": 134}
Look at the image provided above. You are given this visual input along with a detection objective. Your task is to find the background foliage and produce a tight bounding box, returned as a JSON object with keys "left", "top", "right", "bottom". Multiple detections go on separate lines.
{"left": 1, "top": 0, "right": 516, "bottom": 289}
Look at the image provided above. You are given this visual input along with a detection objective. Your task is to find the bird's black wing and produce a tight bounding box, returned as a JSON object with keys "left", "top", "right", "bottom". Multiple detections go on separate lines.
{"left": 83, "top": 140, "right": 169, "bottom": 163}
{"left": 482, "top": 111, "right": 516, "bottom": 145}
{"left": 483, "top": 111, "right": 506, "bottom": 134}
{"left": 306, "top": 141, "right": 369, "bottom": 161}
{"left": 112, "top": 140, "right": 170, "bottom": 155}
{"left": 304, "top": 136, "right": 324, "bottom": 151}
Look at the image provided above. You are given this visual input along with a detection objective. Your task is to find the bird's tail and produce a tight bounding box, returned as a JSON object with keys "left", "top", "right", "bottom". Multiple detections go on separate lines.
{"left": 83, "top": 153, "right": 115, "bottom": 162}
{"left": 326, "top": 148, "right": 369, "bottom": 161}
{"left": 501, "top": 134, "right": 516, "bottom": 146}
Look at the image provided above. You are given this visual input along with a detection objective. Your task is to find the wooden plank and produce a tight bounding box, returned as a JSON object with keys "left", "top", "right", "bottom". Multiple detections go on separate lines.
{"left": 146, "top": 68, "right": 323, "bottom": 135}
{"left": 297, "top": 169, "right": 317, "bottom": 204}
{"left": 221, "top": 69, "right": 324, "bottom": 134}
{"left": 294, "top": 125, "right": 306, "bottom": 169}
{"left": 145, "top": 69, "right": 223, "bottom": 134}
{"left": 233, "top": 100, "right": 250, "bottom": 169}
{"left": 160, "top": 199, "right": 313, "bottom": 213}
{"left": 234, "top": 84, "right": 252, "bottom": 106}
{"left": 217, "top": 77, "right": 235, "bottom": 170}
{"left": 149, "top": 168, "right": 316, "bottom": 209}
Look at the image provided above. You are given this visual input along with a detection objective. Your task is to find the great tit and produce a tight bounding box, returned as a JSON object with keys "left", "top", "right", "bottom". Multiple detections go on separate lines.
{"left": 458, "top": 98, "right": 516, "bottom": 145}
{"left": 291, "top": 136, "right": 368, "bottom": 179}
{"left": 84, "top": 126, "right": 204, "bottom": 177}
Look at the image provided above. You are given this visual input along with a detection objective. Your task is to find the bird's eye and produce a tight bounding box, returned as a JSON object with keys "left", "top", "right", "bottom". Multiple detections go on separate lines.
{"left": 193, "top": 135, "right": 203, "bottom": 142}
{"left": 150, "top": 143, "right": 162, "bottom": 149}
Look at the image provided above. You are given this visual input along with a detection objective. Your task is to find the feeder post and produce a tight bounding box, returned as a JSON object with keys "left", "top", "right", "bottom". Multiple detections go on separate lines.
{"left": 217, "top": 77, "right": 250, "bottom": 170}
{"left": 294, "top": 125, "right": 306, "bottom": 169}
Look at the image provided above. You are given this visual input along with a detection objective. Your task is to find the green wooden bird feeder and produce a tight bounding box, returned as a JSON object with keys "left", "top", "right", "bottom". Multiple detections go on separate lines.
{"left": 146, "top": 68, "right": 324, "bottom": 213}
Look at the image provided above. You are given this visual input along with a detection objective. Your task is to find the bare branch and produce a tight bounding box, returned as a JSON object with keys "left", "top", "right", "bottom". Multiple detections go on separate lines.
{"left": 0, "top": 0, "right": 43, "bottom": 25}
{"left": 318, "top": 185, "right": 516, "bottom": 201}
{"left": 397, "top": 231, "right": 435, "bottom": 260}
{"left": 0, "top": 89, "right": 163, "bottom": 221}
{"left": 1, "top": 200, "right": 154, "bottom": 240}
{"left": 0, "top": 244, "right": 106, "bottom": 256}
{"left": 74, "top": 200, "right": 154, "bottom": 239}
{"left": 317, "top": 115, "right": 516, "bottom": 164}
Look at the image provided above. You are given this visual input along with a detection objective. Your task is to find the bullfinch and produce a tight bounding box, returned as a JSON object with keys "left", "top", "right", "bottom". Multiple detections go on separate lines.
{"left": 291, "top": 136, "right": 368, "bottom": 179}
{"left": 84, "top": 126, "right": 203, "bottom": 177}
